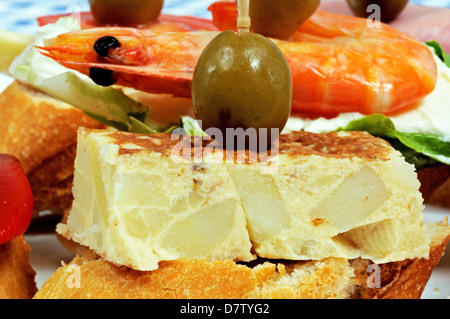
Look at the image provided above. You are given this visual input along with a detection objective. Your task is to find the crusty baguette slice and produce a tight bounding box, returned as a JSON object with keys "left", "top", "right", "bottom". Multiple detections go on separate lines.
{"left": 0, "top": 236, "right": 37, "bottom": 299}
{"left": 354, "top": 220, "right": 450, "bottom": 299}
{"left": 0, "top": 81, "right": 104, "bottom": 217}
{"left": 34, "top": 220, "right": 450, "bottom": 299}
{"left": 32, "top": 256, "right": 361, "bottom": 299}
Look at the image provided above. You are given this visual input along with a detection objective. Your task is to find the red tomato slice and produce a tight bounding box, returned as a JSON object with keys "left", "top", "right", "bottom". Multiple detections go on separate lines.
{"left": 37, "top": 12, "right": 97, "bottom": 29}
{"left": 36, "top": 12, "right": 217, "bottom": 31}
{"left": 0, "top": 154, "right": 33, "bottom": 245}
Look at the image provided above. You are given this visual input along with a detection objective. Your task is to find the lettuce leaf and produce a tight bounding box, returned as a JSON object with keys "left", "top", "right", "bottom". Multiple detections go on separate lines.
{"left": 178, "top": 116, "right": 207, "bottom": 136}
{"left": 37, "top": 72, "right": 149, "bottom": 132}
{"left": 426, "top": 41, "right": 450, "bottom": 68}
{"left": 339, "top": 114, "right": 450, "bottom": 169}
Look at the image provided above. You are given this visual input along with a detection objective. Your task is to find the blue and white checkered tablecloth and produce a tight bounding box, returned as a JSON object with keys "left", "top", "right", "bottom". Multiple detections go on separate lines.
{"left": 0, "top": 0, "right": 449, "bottom": 35}
{"left": 0, "top": 0, "right": 214, "bottom": 34}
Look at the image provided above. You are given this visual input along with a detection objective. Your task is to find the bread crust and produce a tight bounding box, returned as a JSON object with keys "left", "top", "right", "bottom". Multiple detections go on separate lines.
{"left": 355, "top": 221, "right": 450, "bottom": 299}
{"left": 418, "top": 165, "right": 450, "bottom": 208}
{"left": 27, "top": 144, "right": 77, "bottom": 216}
{"left": 35, "top": 222, "right": 450, "bottom": 299}
{"left": 0, "top": 81, "right": 104, "bottom": 216}
{"left": 0, "top": 236, "right": 37, "bottom": 299}
{"left": 34, "top": 256, "right": 358, "bottom": 299}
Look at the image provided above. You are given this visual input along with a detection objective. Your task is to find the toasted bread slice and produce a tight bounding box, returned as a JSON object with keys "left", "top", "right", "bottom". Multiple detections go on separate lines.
{"left": 0, "top": 236, "right": 37, "bottom": 299}
{"left": 0, "top": 81, "right": 104, "bottom": 217}
{"left": 34, "top": 221, "right": 450, "bottom": 299}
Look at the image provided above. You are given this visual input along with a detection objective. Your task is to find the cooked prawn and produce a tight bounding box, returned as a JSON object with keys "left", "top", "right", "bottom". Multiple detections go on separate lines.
{"left": 38, "top": 28, "right": 216, "bottom": 98}
{"left": 36, "top": 1, "right": 437, "bottom": 116}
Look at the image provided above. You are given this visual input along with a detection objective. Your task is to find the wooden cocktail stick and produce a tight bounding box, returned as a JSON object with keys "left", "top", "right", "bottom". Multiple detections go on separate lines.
{"left": 237, "top": 0, "right": 251, "bottom": 32}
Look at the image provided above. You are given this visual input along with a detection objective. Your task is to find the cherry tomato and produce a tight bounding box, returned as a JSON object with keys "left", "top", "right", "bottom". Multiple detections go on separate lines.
{"left": 0, "top": 154, "right": 33, "bottom": 245}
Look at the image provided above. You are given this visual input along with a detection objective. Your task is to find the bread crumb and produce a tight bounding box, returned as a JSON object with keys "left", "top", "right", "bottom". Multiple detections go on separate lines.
{"left": 277, "top": 264, "right": 286, "bottom": 276}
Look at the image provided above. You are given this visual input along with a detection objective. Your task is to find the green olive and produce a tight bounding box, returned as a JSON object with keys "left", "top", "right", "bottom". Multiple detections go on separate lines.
{"left": 192, "top": 31, "right": 292, "bottom": 150}
{"left": 249, "top": 0, "right": 320, "bottom": 39}
{"left": 89, "top": 0, "right": 164, "bottom": 26}
{"left": 346, "top": 0, "right": 408, "bottom": 23}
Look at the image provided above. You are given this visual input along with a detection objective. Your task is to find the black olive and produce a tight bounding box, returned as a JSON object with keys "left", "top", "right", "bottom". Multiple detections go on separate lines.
{"left": 346, "top": 0, "right": 408, "bottom": 23}
{"left": 94, "top": 36, "right": 120, "bottom": 57}
{"left": 89, "top": 67, "right": 117, "bottom": 86}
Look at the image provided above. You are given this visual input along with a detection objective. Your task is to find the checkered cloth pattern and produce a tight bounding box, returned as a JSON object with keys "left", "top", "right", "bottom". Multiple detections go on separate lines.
{"left": 0, "top": 0, "right": 214, "bottom": 34}
{"left": 0, "top": 0, "right": 449, "bottom": 35}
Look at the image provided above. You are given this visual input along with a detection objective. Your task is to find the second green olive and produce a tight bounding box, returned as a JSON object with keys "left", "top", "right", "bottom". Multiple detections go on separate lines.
{"left": 192, "top": 31, "right": 292, "bottom": 149}
{"left": 89, "top": 0, "right": 164, "bottom": 26}
{"left": 249, "top": 0, "right": 321, "bottom": 39}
